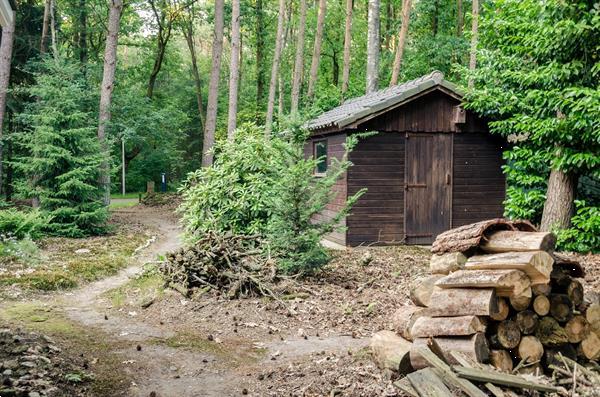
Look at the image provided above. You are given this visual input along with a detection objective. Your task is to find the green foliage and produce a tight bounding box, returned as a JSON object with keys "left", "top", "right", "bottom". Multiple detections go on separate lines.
{"left": 179, "top": 124, "right": 363, "bottom": 274}
{"left": 464, "top": 0, "right": 600, "bottom": 251}
{"left": 0, "top": 235, "right": 40, "bottom": 265}
{"left": 0, "top": 208, "right": 49, "bottom": 240}
{"left": 555, "top": 201, "right": 600, "bottom": 253}
{"left": 14, "top": 58, "right": 109, "bottom": 237}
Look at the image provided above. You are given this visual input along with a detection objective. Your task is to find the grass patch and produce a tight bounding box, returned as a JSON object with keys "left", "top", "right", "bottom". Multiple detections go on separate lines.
{"left": 111, "top": 192, "right": 143, "bottom": 199}
{"left": 0, "top": 301, "right": 131, "bottom": 395}
{"left": 109, "top": 200, "right": 139, "bottom": 210}
{"left": 106, "top": 270, "right": 165, "bottom": 309}
{"left": 0, "top": 232, "right": 147, "bottom": 291}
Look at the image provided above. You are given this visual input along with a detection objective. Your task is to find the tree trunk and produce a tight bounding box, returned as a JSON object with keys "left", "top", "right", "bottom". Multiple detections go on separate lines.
{"left": 98, "top": 0, "right": 123, "bottom": 205}
{"left": 182, "top": 17, "right": 205, "bottom": 134}
{"left": 306, "top": 0, "right": 326, "bottom": 100}
{"left": 50, "top": 0, "right": 59, "bottom": 60}
{"left": 227, "top": 0, "right": 241, "bottom": 139}
{"left": 0, "top": 11, "right": 15, "bottom": 196}
{"left": 264, "top": 0, "right": 286, "bottom": 137}
{"left": 147, "top": 26, "right": 172, "bottom": 98}
{"left": 340, "top": 0, "right": 353, "bottom": 96}
{"left": 202, "top": 0, "right": 225, "bottom": 167}
{"left": 290, "top": 0, "right": 307, "bottom": 115}
{"left": 366, "top": 0, "right": 380, "bottom": 93}
{"left": 390, "top": 0, "right": 411, "bottom": 86}
{"left": 41, "top": 0, "right": 51, "bottom": 54}
{"left": 78, "top": 0, "right": 88, "bottom": 63}
{"left": 456, "top": 0, "right": 463, "bottom": 36}
{"left": 255, "top": 0, "right": 265, "bottom": 110}
{"left": 540, "top": 168, "right": 576, "bottom": 232}
{"left": 468, "top": 0, "right": 478, "bottom": 88}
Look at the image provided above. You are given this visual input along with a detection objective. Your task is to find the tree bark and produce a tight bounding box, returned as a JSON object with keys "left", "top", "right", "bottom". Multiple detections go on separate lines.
{"left": 390, "top": 0, "right": 410, "bottom": 86}
{"left": 481, "top": 231, "right": 556, "bottom": 253}
{"left": 392, "top": 305, "right": 427, "bottom": 341}
{"left": 147, "top": 1, "right": 175, "bottom": 99}
{"left": 50, "top": 0, "right": 59, "bottom": 60}
{"left": 255, "top": 0, "right": 265, "bottom": 109}
{"left": 227, "top": 0, "right": 241, "bottom": 139}
{"left": 468, "top": 0, "right": 478, "bottom": 88}
{"left": 366, "top": 0, "right": 380, "bottom": 93}
{"left": 290, "top": 0, "right": 307, "bottom": 115}
{"left": 306, "top": 0, "right": 326, "bottom": 99}
{"left": 435, "top": 269, "right": 530, "bottom": 298}
{"left": 410, "top": 274, "right": 443, "bottom": 307}
{"left": 98, "top": 0, "right": 123, "bottom": 205}
{"left": 540, "top": 168, "right": 576, "bottom": 232}
{"left": 411, "top": 315, "right": 486, "bottom": 338}
{"left": 264, "top": 0, "right": 286, "bottom": 137}
{"left": 340, "top": 0, "right": 353, "bottom": 96}
{"left": 0, "top": 11, "right": 15, "bottom": 196}
{"left": 202, "top": 0, "right": 225, "bottom": 167}
{"left": 465, "top": 251, "right": 553, "bottom": 285}
{"left": 370, "top": 331, "right": 412, "bottom": 374}
{"left": 428, "top": 288, "right": 498, "bottom": 317}
{"left": 41, "top": 0, "right": 51, "bottom": 54}
{"left": 182, "top": 14, "right": 205, "bottom": 135}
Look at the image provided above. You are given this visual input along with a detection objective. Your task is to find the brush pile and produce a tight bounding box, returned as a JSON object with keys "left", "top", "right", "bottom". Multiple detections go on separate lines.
{"left": 370, "top": 219, "right": 600, "bottom": 396}
{"left": 160, "top": 231, "right": 277, "bottom": 299}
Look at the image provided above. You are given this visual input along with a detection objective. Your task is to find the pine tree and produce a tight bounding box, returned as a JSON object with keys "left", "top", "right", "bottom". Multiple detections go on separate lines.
{"left": 15, "top": 59, "right": 109, "bottom": 237}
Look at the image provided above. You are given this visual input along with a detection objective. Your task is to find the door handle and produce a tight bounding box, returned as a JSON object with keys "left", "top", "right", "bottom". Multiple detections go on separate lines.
{"left": 446, "top": 173, "right": 451, "bottom": 185}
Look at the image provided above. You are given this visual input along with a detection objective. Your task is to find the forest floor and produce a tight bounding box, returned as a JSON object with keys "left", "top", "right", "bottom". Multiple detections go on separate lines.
{"left": 1, "top": 204, "right": 599, "bottom": 397}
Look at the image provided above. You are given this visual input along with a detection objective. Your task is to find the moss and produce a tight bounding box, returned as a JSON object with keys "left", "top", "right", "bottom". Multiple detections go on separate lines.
{"left": 105, "top": 272, "right": 165, "bottom": 309}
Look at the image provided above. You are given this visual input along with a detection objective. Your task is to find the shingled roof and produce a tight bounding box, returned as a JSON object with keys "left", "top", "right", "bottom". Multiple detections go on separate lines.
{"left": 307, "top": 71, "right": 463, "bottom": 132}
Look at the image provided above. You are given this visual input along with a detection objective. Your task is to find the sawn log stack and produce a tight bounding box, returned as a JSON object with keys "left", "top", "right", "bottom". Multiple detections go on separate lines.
{"left": 371, "top": 219, "right": 599, "bottom": 395}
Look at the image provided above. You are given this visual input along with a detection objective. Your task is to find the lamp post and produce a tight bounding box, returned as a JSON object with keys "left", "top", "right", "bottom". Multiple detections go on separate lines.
{"left": 121, "top": 136, "right": 126, "bottom": 196}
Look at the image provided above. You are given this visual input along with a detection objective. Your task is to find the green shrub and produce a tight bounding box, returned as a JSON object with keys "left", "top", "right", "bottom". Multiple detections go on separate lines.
{"left": 0, "top": 208, "right": 49, "bottom": 240}
{"left": 0, "top": 235, "right": 40, "bottom": 265}
{"left": 179, "top": 123, "right": 364, "bottom": 274}
{"left": 555, "top": 201, "right": 600, "bottom": 253}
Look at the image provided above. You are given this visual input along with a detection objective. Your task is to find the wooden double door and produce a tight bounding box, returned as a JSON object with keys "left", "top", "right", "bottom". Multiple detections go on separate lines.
{"left": 404, "top": 133, "right": 452, "bottom": 245}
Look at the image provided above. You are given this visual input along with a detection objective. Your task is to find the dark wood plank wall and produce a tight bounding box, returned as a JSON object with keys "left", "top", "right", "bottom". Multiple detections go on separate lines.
{"left": 359, "top": 89, "right": 487, "bottom": 134}
{"left": 452, "top": 133, "right": 506, "bottom": 226}
{"left": 347, "top": 133, "right": 405, "bottom": 246}
{"left": 305, "top": 133, "right": 348, "bottom": 245}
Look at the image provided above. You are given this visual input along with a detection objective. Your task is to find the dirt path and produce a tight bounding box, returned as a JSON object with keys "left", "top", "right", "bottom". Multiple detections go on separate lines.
{"left": 60, "top": 205, "right": 368, "bottom": 397}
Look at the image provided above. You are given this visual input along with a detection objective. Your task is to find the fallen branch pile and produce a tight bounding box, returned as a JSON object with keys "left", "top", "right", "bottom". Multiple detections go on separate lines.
{"left": 371, "top": 220, "right": 600, "bottom": 396}
{"left": 160, "top": 232, "right": 278, "bottom": 299}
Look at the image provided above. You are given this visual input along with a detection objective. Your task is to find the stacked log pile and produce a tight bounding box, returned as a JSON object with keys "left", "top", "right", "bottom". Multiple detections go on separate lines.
{"left": 371, "top": 219, "right": 600, "bottom": 395}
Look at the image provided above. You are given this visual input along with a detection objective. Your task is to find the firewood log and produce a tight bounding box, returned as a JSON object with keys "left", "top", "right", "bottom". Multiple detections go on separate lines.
{"left": 480, "top": 231, "right": 556, "bottom": 253}
{"left": 517, "top": 336, "right": 544, "bottom": 363}
{"left": 535, "top": 317, "right": 568, "bottom": 346}
{"left": 392, "top": 306, "right": 427, "bottom": 341}
{"left": 411, "top": 334, "right": 489, "bottom": 369}
{"left": 429, "top": 252, "right": 467, "bottom": 275}
{"left": 532, "top": 295, "right": 550, "bottom": 316}
{"left": 549, "top": 294, "right": 572, "bottom": 323}
{"left": 544, "top": 344, "right": 577, "bottom": 368}
{"left": 532, "top": 284, "right": 551, "bottom": 296}
{"left": 490, "top": 298, "right": 509, "bottom": 321}
{"left": 515, "top": 310, "right": 538, "bottom": 335}
{"left": 566, "top": 279, "right": 584, "bottom": 307}
{"left": 564, "top": 315, "right": 589, "bottom": 344}
{"left": 509, "top": 287, "right": 532, "bottom": 311}
{"left": 410, "top": 315, "right": 486, "bottom": 338}
{"left": 580, "top": 331, "right": 600, "bottom": 360}
{"left": 489, "top": 349, "right": 513, "bottom": 372}
{"left": 587, "top": 303, "right": 600, "bottom": 336}
{"left": 410, "top": 275, "right": 444, "bottom": 307}
{"left": 550, "top": 268, "right": 572, "bottom": 292}
{"left": 495, "top": 320, "right": 521, "bottom": 349}
{"left": 465, "top": 251, "right": 553, "bottom": 285}
{"left": 434, "top": 269, "right": 530, "bottom": 297}
{"left": 370, "top": 330, "right": 413, "bottom": 373}
{"left": 427, "top": 288, "right": 498, "bottom": 317}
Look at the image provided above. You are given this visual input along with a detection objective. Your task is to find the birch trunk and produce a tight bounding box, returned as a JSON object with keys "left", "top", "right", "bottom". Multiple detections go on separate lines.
{"left": 540, "top": 168, "right": 576, "bottom": 232}
{"left": 202, "top": 0, "right": 225, "bottom": 167}
{"left": 306, "top": 0, "right": 326, "bottom": 100}
{"left": 340, "top": 0, "right": 353, "bottom": 96}
{"left": 366, "top": 0, "right": 380, "bottom": 93}
{"left": 0, "top": 11, "right": 16, "bottom": 195}
{"left": 41, "top": 0, "right": 51, "bottom": 54}
{"left": 468, "top": 0, "right": 478, "bottom": 88}
{"left": 390, "top": 0, "right": 411, "bottom": 86}
{"left": 98, "top": 0, "right": 123, "bottom": 205}
{"left": 226, "top": 0, "right": 241, "bottom": 139}
{"left": 264, "top": 0, "right": 286, "bottom": 137}
{"left": 290, "top": 0, "right": 307, "bottom": 115}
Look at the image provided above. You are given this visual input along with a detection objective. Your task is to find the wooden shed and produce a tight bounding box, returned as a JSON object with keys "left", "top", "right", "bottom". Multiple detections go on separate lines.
{"left": 306, "top": 71, "right": 506, "bottom": 246}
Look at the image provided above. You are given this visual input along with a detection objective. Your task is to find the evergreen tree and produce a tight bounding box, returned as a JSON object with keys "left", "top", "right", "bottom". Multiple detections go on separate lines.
{"left": 15, "top": 58, "right": 109, "bottom": 237}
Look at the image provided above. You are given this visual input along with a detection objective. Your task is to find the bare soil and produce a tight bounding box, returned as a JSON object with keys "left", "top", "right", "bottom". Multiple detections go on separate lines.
{"left": 2, "top": 203, "right": 599, "bottom": 397}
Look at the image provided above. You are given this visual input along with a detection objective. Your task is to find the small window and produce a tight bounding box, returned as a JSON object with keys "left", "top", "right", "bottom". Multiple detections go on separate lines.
{"left": 314, "top": 140, "right": 328, "bottom": 175}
